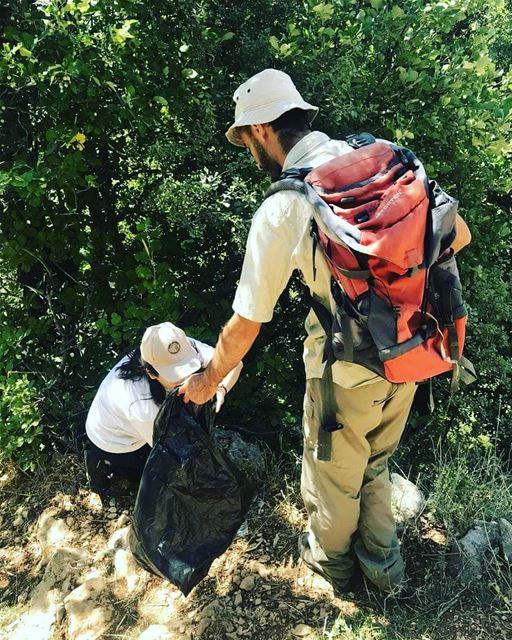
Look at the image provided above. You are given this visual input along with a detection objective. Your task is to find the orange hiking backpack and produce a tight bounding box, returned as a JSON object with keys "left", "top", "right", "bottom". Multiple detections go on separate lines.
{"left": 266, "top": 133, "right": 476, "bottom": 390}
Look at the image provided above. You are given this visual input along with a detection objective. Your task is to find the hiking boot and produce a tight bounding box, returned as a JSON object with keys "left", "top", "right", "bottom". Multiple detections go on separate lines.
{"left": 297, "top": 532, "right": 362, "bottom": 598}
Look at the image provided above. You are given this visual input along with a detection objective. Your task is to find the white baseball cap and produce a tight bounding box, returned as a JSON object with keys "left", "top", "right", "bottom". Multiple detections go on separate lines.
{"left": 140, "top": 322, "right": 201, "bottom": 382}
{"left": 225, "top": 68, "right": 318, "bottom": 147}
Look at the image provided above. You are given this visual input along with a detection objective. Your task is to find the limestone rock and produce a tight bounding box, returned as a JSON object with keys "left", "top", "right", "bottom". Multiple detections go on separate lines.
{"left": 106, "top": 525, "right": 131, "bottom": 552}
{"left": 37, "top": 511, "right": 74, "bottom": 563}
{"left": 138, "top": 625, "right": 177, "bottom": 640}
{"left": 64, "top": 576, "right": 112, "bottom": 640}
{"left": 390, "top": 473, "right": 426, "bottom": 523}
{"left": 7, "top": 546, "right": 91, "bottom": 640}
{"left": 448, "top": 521, "right": 501, "bottom": 583}
{"left": 499, "top": 518, "right": 512, "bottom": 563}
{"left": 114, "top": 549, "right": 142, "bottom": 593}
{"left": 139, "top": 584, "right": 179, "bottom": 625}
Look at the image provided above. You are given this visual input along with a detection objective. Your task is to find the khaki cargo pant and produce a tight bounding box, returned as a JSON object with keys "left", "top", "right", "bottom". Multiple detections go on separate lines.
{"left": 299, "top": 376, "right": 417, "bottom": 592}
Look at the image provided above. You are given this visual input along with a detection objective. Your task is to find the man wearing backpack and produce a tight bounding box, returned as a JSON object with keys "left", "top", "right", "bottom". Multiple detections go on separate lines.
{"left": 179, "top": 69, "right": 471, "bottom": 595}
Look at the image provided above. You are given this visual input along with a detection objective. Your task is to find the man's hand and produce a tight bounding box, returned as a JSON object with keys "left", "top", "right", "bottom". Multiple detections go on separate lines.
{"left": 179, "top": 313, "right": 261, "bottom": 406}
{"left": 178, "top": 372, "right": 217, "bottom": 405}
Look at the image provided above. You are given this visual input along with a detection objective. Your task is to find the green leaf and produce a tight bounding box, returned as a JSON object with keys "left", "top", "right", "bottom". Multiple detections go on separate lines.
{"left": 111, "top": 313, "right": 122, "bottom": 326}
{"left": 220, "top": 31, "right": 235, "bottom": 42}
{"left": 269, "top": 36, "right": 279, "bottom": 51}
{"left": 391, "top": 5, "right": 405, "bottom": 18}
{"left": 475, "top": 55, "right": 492, "bottom": 76}
{"left": 370, "top": 0, "right": 383, "bottom": 9}
{"left": 154, "top": 95, "right": 168, "bottom": 106}
{"left": 182, "top": 68, "right": 198, "bottom": 79}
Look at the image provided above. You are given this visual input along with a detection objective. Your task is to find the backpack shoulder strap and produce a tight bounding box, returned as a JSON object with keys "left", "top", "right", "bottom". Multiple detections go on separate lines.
{"left": 264, "top": 177, "right": 309, "bottom": 200}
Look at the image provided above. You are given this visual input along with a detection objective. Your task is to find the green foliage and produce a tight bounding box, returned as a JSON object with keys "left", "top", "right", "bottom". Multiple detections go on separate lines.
{"left": 0, "top": 0, "right": 510, "bottom": 467}
{"left": 0, "top": 373, "right": 44, "bottom": 471}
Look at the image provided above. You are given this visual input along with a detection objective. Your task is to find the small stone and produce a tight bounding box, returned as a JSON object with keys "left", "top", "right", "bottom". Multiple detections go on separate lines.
{"left": 297, "top": 602, "right": 306, "bottom": 610}
{"left": 499, "top": 518, "right": 512, "bottom": 563}
{"left": 254, "top": 598, "right": 261, "bottom": 605}
{"left": 292, "top": 624, "right": 315, "bottom": 637}
{"left": 239, "top": 575, "right": 256, "bottom": 591}
{"left": 109, "top": 506, "right": 117, "bottom": 514}
{"left": 117, "top": 513, "right": 130, "bottom": 527}
{"left": 66, "top": 517, "right": 75, "bottom": 527}
{"left": 195, "top": 619, "right": 210, "bottom": 636}
{"left": 109, "top": 499, "right": 116, "bottom": 507}
{"left": 201, "top": 599, "right": 220, "bottom": 618}
{"left": 108, "top": 513, "right": 117, "bottom": 520}
{"left": 234, "top": 592, "right": 243, "bottom": 606}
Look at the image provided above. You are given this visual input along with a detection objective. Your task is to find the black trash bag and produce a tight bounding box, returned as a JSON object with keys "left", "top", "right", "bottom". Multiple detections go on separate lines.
{"left": 129, "top": 389, "right": 254, "bottom": 596}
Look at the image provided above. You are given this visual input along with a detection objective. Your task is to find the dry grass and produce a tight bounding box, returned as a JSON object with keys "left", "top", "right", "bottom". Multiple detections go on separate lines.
{"left": 1, "top": 446, "right": 512, "bottom": 640}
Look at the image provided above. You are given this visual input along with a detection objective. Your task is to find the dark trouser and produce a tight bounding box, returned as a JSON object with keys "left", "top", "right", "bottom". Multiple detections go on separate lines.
{"left": 84, "top": 437, "right": 151, "bottom": 493}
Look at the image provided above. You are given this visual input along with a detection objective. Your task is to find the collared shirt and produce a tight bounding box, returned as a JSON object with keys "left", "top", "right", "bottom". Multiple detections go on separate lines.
{"left": 232, "top": 131, "right": 381, "bottom": 388}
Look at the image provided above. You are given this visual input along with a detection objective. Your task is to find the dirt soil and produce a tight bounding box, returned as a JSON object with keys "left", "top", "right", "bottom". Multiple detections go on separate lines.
{"left": 1, "top": 452, "right": 511, "bottom": 640}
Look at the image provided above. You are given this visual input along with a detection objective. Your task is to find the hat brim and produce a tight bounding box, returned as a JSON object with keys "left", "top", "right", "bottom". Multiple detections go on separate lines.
{"left": 225, "top": 101, "right": 318, "bottom": 147}
{"left": 154, "top": 355, "right": 202, "bottom": 384}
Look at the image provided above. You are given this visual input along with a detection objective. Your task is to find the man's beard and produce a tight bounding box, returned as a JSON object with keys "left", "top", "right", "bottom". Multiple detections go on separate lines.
{"left": 252, "top": 138, "right": 282, "bottom": 181}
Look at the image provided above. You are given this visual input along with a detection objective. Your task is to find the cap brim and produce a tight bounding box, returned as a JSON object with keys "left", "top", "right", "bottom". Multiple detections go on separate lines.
{"left": 225, "top": 101, "right": 318, "bottom": 146}
{"left": 154, "top": 355, "right": 202, "bottom": 383}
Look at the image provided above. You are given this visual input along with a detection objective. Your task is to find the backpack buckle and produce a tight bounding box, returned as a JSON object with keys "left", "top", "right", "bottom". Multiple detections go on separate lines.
{"left": 345, "top": 132, "right": 376, "bottom": 149}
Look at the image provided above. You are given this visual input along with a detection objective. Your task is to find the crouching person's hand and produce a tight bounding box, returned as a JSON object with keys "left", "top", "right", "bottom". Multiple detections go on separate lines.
{"left": 215, "top": 384, "right": 227, "bottom": 413}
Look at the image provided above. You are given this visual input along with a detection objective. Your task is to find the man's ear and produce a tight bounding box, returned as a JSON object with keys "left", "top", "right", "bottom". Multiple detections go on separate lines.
{"left": 145, "top": 368, "right": 158, "bottom": 381}
{"left": 251, "top": 122, "right": 272, "bottom": 143}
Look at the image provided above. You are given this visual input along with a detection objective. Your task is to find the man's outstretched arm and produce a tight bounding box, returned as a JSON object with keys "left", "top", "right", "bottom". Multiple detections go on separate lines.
{"left": 179, "top": 313, "right": 261, "bottom": 405}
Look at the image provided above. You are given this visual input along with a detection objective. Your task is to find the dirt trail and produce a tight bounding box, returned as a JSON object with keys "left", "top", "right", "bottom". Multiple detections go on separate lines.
{"left": 1, "top": 454, "right": 511, "bottom": 640}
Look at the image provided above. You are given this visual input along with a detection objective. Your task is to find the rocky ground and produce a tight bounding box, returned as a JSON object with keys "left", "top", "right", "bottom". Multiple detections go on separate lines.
{"left": 1, "top": 450, "right": 511, "bottom": 640}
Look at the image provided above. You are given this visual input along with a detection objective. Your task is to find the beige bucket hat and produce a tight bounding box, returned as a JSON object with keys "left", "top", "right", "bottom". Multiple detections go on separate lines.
{"left": 140, "top": 322, "right": 201, "bottom": 382}
{"left": 225, "top": 68, "right": 318, "bottom": 147}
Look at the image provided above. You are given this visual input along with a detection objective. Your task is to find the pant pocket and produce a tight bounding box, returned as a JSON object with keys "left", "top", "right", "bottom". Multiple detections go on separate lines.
{"left": 303, "top": 382, "right": 320, "bottom": 451}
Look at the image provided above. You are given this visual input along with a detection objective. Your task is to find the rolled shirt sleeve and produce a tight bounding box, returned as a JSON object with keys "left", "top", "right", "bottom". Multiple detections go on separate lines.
{"left": 233, "top": 192, "right": 306, "bottom": 322}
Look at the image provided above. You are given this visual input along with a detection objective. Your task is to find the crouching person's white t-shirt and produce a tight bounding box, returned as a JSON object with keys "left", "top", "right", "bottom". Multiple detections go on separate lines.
{"left": 86, "top": 338, "right": 214, "bottom": 454}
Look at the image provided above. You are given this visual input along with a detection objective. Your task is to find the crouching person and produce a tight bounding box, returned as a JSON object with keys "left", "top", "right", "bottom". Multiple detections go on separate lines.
{"left": 84, "top": 321, "right": 242, "bottom": 496}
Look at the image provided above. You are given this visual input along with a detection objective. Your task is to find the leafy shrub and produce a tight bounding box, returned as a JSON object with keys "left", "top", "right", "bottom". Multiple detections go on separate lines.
{"left": 0, "top": 0, "right": 510, "bottom": 468}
